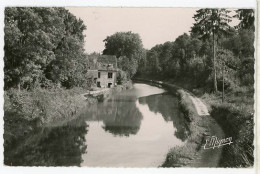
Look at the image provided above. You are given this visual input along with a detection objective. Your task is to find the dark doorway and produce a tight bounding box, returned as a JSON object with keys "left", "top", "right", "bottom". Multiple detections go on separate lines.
{"left": 108, "top": 83, "right": 112, "bottom": 88}
{"left": 97, "top": 82, "right": 101, "bottom": 87}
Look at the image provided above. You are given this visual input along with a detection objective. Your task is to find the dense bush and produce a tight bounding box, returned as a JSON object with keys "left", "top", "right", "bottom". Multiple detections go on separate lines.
{"left": 210, "top": 103, "right": 254, "bottom": 167}
{"left": 4, "top": 87, "right": 88, "bottom": 124}
{"left": 116, "top": 70, "right": 128, "bottom": 85}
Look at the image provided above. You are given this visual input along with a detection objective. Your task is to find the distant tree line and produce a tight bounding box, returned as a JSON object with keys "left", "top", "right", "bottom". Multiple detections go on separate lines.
{"left": 5, "top": 8, "right": 254, "bottom": 93}
{"left": 102, "top": 9, "right": 255, "bottom": 93}
{"left": 141, "top": 9, "right": 254, "bottom": 92}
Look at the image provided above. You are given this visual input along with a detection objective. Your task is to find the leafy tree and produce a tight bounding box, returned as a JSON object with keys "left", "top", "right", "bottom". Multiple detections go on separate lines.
{"left": 103, "top": 31, "right": 143, "bottom": 58}
{"left": 216, "top": 49, "right": 237, "bottom": 89}
{"left": 158, "top": 42, "right": 174, "bottom": 76}
{"left": 116, "top": 70, "right": 128, "bottom": 85}
{"left": 45, "top": 8, "right": 87, "bottom": 88}
{"left": 187, "top": 37, "right": 203, "bottom": 59}
{"left": 103, "top": 31, "right": 144, "bottom": 78}
{"left": 239, "top": 57, "right": 254, "bottom": 86}
{"left": 222, "top": 29, "right": 254, "bottom": 59}
{"left": 4, "top": 7, "right": 87, "bottom": 90}
{"left": 191, "top": 9, "right": 232, "bottom": 92}
{"left": 4, "top": 8, "right": 61, "bottom": 90}
{"left": 172, "top": 33, "right": 191, "bottom": 73}
{"left": 146, "top": 50, "right": 161, "bottom": 75}
{"left": 136, "top": 49, "right": 147, "bottom": 75}
{"left": 234, "top": 9, "right": 255, "bottom": 31}
{"left": 117, "top": 56, "right": 138, "bottom": 78}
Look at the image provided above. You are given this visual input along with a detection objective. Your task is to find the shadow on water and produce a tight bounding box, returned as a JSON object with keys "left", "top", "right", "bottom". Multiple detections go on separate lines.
{"left": 4, "top": 119, "right": 88, "bottom": 166}
{"left": 139, "top": 93, "right": 189, "bottom": 142}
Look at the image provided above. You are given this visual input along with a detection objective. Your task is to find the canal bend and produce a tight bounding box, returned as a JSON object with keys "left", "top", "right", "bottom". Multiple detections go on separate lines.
{"left": 5, "top": 83, "right": 190, "bottom": 167}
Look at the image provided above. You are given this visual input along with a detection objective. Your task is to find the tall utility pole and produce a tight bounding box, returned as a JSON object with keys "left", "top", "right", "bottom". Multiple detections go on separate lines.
{"left": 222, "top": 61, "right": 225, "bottom": 103}
{"left": 213, "top": 31, "right": 218, "bottom": 93}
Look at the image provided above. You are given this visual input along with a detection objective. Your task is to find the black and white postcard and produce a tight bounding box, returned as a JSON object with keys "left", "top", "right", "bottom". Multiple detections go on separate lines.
{"left": 0, "top": 0, "right": 258, "bottom": 174}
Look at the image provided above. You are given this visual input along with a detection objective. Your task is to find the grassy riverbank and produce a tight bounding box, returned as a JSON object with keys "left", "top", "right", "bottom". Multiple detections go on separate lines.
{"left": 4, "top": 81, "right": 133, "bottom": 153}
{"left": 201, "top": 90, "right": 254, "bottom": 167}
{"left": 134, "top": 77, "right": 254, "bottom": 167}
{"left": 161, "top": 83, "right": 224, "bottom": 167}
{"left": 4, "top": 87, "right": 89, "bottom": 150}
{"left": 161, "top": 89, "right": 207, "bottom": 167}
{"left": 170, "top": 78, "right": 254, "bottom": 167}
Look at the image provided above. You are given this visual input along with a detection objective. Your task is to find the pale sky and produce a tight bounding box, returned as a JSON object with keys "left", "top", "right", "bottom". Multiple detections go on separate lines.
{"left": 67, "top": 8, "right": 238, "bottom": 54}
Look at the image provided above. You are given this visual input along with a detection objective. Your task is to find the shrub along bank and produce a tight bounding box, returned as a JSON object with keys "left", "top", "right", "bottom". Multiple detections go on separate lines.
{"left": 4, "top": 87, "right": 89, "bottom": 150}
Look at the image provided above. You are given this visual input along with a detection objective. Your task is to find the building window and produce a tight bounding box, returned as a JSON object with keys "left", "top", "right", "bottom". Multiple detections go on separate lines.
{"left": 98, "top": 72, "right": 101, "bottom": 78}
{"left": 97, "top": 82, "right": 101, "bottom": 87}
{"left": 108, "top": 72, "right": 113, "bottom": 78}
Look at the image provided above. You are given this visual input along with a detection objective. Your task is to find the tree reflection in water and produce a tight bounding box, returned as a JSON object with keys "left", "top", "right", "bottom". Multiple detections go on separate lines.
{"left": 139, "top": 93, "right": 189, "bottom": 141}
{"left": 5, "top": 84, "right": 188, "bottom": 167}
{"left": 82, "top": 94, "right": 143, "bottom": 137}
{"left": 4, "top": 119, "right": 88, "bottom": 166}
{"left": 102, "top": 97, "right": 143, "bottom": 136}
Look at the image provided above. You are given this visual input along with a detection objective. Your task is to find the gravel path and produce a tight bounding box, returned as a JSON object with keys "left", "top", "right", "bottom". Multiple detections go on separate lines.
{"left": 189, "top": 95, "right": 210, "bottom": 116}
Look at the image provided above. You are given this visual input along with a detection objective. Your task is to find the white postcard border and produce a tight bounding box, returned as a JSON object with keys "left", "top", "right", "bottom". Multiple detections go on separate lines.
{"left": 0, "top": 1, "right": 258, "bottom": 174}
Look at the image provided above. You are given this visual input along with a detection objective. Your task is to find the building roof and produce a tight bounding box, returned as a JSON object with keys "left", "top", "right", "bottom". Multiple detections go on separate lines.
{"left": 97, "top": 55, "right": 117, "bottom": 66}
{"left": 86, "top": 70, "right": 98, "bottom": 79}
{"left": 98, "top": 69, "right": 118, "bottom": 72}
{"left": 88, "top": 54, "right": 117, "bottom": 71}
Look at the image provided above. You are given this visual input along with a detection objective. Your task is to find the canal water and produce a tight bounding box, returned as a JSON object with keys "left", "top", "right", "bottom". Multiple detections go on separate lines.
{"left": 5, "top": 83, "right": 189, "bottom": 167}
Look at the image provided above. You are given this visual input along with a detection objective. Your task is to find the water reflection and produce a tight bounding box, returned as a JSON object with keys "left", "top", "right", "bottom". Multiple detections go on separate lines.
{"left": 4, "top": 119, "right": 88, "bottom": 166}
{"left": 5, "top": 83, "right": 188, "bottom": 167}
{"left": 81, "top": 84, "right": 186, "bottom": 167}
{"left": 81, "top": 94, "right": 143, "bottom": 137}
{"left": 139, "top": 93, "right": 189, "bottom": 141}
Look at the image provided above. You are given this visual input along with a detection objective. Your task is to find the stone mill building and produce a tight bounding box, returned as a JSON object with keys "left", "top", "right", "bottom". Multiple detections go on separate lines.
{"left": 86, "top": 55, "right": 117, "bottom": 88}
